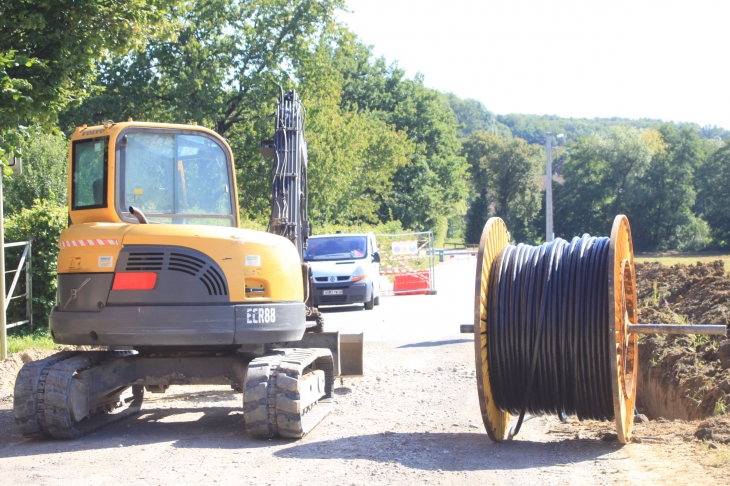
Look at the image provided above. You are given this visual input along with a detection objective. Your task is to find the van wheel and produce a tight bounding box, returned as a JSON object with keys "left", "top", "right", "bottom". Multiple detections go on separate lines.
{"left": 364, "top": 290, "right": 374, "bottom": 310}
{"left": 374, "top": 295, "right": 380, "bottom": 306}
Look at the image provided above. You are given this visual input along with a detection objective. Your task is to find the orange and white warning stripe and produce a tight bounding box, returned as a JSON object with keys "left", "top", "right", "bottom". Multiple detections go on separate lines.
{"left": 59, "top": 239, "right": 120, "bottom": 248}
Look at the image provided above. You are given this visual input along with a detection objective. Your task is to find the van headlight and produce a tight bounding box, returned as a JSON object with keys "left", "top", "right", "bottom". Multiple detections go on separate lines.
{"left": 351, "top": 266, "right": 366, "bottom": 282}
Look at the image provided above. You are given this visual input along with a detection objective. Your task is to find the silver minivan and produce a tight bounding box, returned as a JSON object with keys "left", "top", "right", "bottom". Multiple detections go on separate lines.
{"left": 304, "top": 232, "right": 381, "bottom": 310}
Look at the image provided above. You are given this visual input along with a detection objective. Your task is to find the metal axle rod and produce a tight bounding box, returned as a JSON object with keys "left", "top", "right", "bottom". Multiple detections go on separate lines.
{"left": 627, "top": 324, "right": 727, "bottom": 336}
{"left": 460, "top": 323, "right": 727, "bottom": 336}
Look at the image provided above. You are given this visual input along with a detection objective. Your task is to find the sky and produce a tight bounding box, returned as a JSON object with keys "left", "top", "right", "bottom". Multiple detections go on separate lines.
{"left": 339, "top": 0, "right": 730, "bottom": 130}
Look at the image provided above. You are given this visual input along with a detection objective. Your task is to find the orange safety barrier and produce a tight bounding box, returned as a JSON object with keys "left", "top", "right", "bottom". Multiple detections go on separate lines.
{"left": 393, "top": 270, "right": 431, "bottom": 295}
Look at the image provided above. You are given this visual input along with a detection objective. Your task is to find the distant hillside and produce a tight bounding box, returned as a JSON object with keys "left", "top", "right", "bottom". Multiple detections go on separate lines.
{"left": 445, "top": 92, "right": 730, "bottom": 145}
{"left": 496, "top": 114, "right": 730, "bottom": 146}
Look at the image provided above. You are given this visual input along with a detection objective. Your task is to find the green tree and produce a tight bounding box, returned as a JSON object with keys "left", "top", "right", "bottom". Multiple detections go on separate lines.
{"left": 626, "top": 125, "right": 707, "bottom": 250}
{"left": 61, "top": 0, "right": 345, "bottom": 223}
{"left": 495, "top": 114, "right": 729, "bottom": 147}
{"left": 63, "top": 0, "right": 343, "bottom": 133}
{"left": 462, "top": 132, "right": 543, "bottom": 243}
{"left": 445, "top": 94, "right": 497, "bottom": 138}
{"left": 464, "top": 189, "right": 489, "bottom": 244}
{"left": 291, "top": 29, "right": 412, "bottom": 225}
{"left": 697, "top": 141, "right": 730, "bottom": 247}
{"left": 554, "top": 127, "right": 654, "bottom": 239}
{"left": 378, "top": 79, "right": 468, "bottom": 232}
{"left": 4, "top": 200, "right": 68, "bottom": 324}
{"left": 304, "top": 94, "right": 413, "bottom": 225}
{"left": 3, "top": 131, "right": 68, "bottom": 216}
{"left": 326, "top": 43, "right": 469, "bottom": 232}
{"left": 0, "top": 0, "right": 175, "bottom": 166}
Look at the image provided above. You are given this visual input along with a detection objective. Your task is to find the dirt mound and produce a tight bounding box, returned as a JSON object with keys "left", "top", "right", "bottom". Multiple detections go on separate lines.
{"left": 636, "top": 260, "right": 730, "bottom": 326}
{"left": 635, "top": 260, "right": 730, "bottom": 437}
{"left": 695, "top": 416, "right": 730, "bottom": 444}
{"left": 638, "top": 336, "right": 730, "bottom": 418}
{"left": 0, "top": 348, "right": 57, "bottom": 401}
{"left": 0, "top": 345, "right": 113, "bottom": 402}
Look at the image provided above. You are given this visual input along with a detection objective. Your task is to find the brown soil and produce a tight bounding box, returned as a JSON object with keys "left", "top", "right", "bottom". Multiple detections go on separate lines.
{"left": 636, "top": 260, "right": 730, "bottom": 326}
{"left": 0, "top": 345, "right": 104, "bottom": 402}
{"left": 635, "top": 260, "right": 730, "bottom": 441}
{"left": 0, "top": 348, "right": 56, "bottom": 401}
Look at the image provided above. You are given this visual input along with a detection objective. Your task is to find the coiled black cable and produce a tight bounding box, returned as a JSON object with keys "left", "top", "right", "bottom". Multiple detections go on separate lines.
{"left": 487, "top": 235, "right": 614, "bottom": 436}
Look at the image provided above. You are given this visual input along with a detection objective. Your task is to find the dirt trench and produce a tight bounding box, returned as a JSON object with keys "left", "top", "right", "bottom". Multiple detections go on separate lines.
{"left": 635, "top": 260, "right": 730, "bottom": 437}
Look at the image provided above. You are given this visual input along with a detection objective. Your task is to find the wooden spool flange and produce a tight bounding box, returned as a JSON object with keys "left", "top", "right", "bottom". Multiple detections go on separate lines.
{"left": 473, "top": 217, "right": 510, "bottom": 441}
{"left": 474, "top": 215, "right": 639, "bottom": 444}
{"left": 608, "top": 214, "right": 639, "bottom": 444}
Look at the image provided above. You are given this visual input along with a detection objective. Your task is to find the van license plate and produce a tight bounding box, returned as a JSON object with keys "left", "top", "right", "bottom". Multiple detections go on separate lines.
{"left": 323, "top": 290, "right": 343, "bottom": 295}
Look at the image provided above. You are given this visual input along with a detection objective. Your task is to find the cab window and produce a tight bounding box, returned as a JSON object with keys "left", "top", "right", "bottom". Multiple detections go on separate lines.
{"left": 119, "top": 131, "right": 234, "bottom": 226}
{"left": 72, "top": 137, "right": 108, "bottom": 209}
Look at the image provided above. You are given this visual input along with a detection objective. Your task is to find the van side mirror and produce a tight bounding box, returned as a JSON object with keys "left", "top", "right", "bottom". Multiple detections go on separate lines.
{"left": 372, "top": 252, "right": 381, "bottom": 263}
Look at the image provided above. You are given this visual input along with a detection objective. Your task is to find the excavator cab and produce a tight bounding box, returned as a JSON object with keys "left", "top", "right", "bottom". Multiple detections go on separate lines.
{"left": 69, "top": 123, "right": 238, "bottom": 227}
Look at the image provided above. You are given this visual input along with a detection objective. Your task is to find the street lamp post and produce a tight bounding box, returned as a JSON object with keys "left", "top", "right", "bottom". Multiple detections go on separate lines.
{"left": 545, "top": 133, "right": 553, "bottom": 243}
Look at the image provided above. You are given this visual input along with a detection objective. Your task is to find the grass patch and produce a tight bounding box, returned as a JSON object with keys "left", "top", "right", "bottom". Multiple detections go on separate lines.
{"left": 710, "top": 443, "right": 730, "bottom": 468}
{"left": 6, "top": 328, "right": 56, "bottom": 355}
{"left": 635, "top": 251, "right": 730, "bottom": 267}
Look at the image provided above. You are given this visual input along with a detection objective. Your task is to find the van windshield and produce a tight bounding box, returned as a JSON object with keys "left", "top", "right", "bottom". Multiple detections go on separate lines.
{"left": 304, "top": 236, "right": 367, "bottom": 261}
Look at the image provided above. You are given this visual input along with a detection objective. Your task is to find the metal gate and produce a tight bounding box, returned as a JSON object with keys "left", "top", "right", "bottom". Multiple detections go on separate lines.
{"left": 375, "top": 231, "right": 436, "bottom": 296}
{"left": 4, "top": 240, "right": 33, "bottom": 331}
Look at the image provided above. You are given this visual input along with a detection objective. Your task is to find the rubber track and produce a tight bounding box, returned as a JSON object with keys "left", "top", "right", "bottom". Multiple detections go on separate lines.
{"left": 275, "top": 348, "right": 334, "bottom": 439}
{"left": 243, "top": 348, "right": 334, "bottom": 439}
{"left": 13, "top": 352, "right": 78, "bottom": 438}
{"left": 243, "top": 350, "right": 287, "bottom": 439}
{"left": 42, "top": 352, "right": 144, "bottom": 439}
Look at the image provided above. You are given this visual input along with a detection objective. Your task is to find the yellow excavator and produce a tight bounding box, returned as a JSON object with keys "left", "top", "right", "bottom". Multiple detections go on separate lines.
{"left": 13, "top": 90, "right": 361, "bottom": 439}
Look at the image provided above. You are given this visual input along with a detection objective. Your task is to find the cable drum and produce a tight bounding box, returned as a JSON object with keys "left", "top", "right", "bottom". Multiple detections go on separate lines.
{"left": 472, "top": 215, "right": 640, "bottom": 444}
{"left": 487, "top": 235, "right": 615, "bottom": 436}
{"left": 471, "top": 215, "right": 726, "bottom": 444}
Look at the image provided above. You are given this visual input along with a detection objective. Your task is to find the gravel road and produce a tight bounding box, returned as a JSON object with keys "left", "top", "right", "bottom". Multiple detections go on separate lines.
{"left": 0, "top": 258, "right": 728, "bottom": 485}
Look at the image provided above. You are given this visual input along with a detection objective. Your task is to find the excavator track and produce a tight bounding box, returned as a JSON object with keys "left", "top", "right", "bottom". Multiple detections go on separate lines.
{"left": 14, "top": 352, "right": 78, "bottom": 438}
{"left": 14, "top": 351, "right": 144, "bottom": 439}
{"left": 243, "top": 348, "right": 334, "bottom": 439}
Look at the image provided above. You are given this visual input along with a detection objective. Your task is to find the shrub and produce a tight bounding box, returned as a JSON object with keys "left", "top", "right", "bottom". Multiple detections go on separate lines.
{"left": 3, "top": 130, "right": 68, "bottom": 216}
{"left": 4, "top": 199, "right": 67, "bottom": 327}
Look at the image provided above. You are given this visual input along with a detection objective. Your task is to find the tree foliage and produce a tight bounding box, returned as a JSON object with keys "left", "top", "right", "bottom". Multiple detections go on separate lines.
{"left": 446, "top": 94, "right": 500, "bottom": 139}
{"left": 0, "top": 0, "right": 175, "bottom": 166}
{"left": 62, "top": 0, "right": 343, "bottom": 133}
{"left": 554, "top": 127, "right": 654, "bottom": 238}
{"left": 3, "top": 130, "right": 68, "bottom": 216}
{"left": 462, "top": 131, "right": 543, "bottom": 243}
{"left": 553, "top": 126, "right": 713, "bottom": 250}
{"left": 62, "top": 0, "right": 348, "bottom": 223}
{"left": 4, "top": 200, "right": 68, "bottom": 324}
{"left": 496, "top": 113, "right": 730, "bottom": 147}
{"left": 380, "top": 78, "right": 468, "bottom": 231}
{"left": 697, "top": 141, "right": 730, "bottom": 247}
{"left": 626, "top": 125, "right": 706, "bottom": 250}
{"left": 323, "top": 41, "right": 469, "bottom": 231}
{"left": 302, "top": 75, "right": 413, "bottom": 223}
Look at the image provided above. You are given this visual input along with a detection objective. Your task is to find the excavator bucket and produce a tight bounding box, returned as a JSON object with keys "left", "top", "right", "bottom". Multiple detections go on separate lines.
{"left": 340, "top": 333, "right": 364, "bottom": 376}
{"left": 277, "top": 331, "right": 364, "bottom": 376}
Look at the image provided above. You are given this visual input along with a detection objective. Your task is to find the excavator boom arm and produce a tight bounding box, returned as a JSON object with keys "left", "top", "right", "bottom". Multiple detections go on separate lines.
{"left": 267, "top": 90, "right": 309, "bottom": 260}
